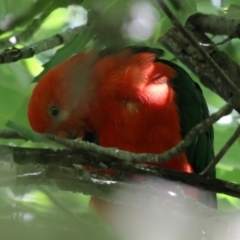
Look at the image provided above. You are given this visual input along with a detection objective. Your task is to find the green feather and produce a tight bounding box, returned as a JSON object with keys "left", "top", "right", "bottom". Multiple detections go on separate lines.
{"left": 157, "top": 60, "right": 215, "bottom": 175}
{"left": 157, "top": 59, "right": 216, "bottom": 208}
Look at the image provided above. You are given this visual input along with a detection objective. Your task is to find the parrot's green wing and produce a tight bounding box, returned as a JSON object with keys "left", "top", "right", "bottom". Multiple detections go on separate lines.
{"left": 157, "top": 59, "right": 216, "bottom": 208}
{"left": 158, "top": 59, "right": 215, "bottom": 175}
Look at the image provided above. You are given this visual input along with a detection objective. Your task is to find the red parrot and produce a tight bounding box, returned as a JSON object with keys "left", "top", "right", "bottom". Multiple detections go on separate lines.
{"left": 28, "top": 47, "right": 216, "bottom": 213}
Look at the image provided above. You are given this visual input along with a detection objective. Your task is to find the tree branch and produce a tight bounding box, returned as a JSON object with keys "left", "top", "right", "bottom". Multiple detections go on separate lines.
{"left": 158, "top": 0, "right": 240, "bottom": 99}
{"left": 0, "top": 26, "right": 84, "bottom": 63}
{"left": 189, "top": 13, "right": 240, "bottom": 38}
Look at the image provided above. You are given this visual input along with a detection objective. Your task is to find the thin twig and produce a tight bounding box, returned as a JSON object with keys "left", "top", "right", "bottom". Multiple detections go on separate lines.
{"left": 0, "top": 26, "right": 85, "bottom": 64}
{"left": 189, "top": 13, "right": 240, "bottom": 38}
{"left": 0, "top": 129, "right": 24, "bottom": 139}
{"left": 201, "top": 124, "right": 240, "bottom": 175}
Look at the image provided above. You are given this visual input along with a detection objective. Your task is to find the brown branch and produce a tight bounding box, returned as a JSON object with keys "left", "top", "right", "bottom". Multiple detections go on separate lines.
{"left": 189, "top": 13, "right": 240, "bottom": 38}
{"left": 201, "top": 124, "right": 240, "bottom": 175}
{"left": 160, "top": 26, "right": 240, "bottom": 111}
{"left": 158, "top": 0, "right": 240, "bottom": 99}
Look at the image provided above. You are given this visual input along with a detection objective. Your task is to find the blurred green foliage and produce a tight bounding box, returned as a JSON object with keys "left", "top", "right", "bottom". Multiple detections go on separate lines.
{"left": 0, "top": 0, "right": 240, "bottom": 238}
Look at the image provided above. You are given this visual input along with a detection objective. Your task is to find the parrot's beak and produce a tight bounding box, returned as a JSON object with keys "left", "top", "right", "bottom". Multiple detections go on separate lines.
{"left": 68, "top": 131, "right": 78, "bottom": 139}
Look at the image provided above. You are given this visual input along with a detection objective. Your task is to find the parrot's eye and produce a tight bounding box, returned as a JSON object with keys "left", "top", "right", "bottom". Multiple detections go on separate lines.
{"left": 49, "top": 105, "right": 60, "bottom": 118}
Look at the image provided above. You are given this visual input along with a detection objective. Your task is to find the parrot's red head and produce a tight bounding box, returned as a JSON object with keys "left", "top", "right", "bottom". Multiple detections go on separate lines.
{"left": 28, "top": 52, "right": 98, "bottom": 138}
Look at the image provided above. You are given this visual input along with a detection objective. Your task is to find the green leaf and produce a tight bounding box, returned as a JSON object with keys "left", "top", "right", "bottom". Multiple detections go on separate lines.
{"left": 158, "top": 0, "right": 197, "bottom": 36}
{"left": 168, "top": 0, "right": 197, "bottom": 25}
{"left": 225, "top": 4, "right": 240, "bottom": 18}
{"left": 0, "top": 61, "right": 33, "bottom": 129}
{"left": 158, "top": 16, "right": 172, "bottom": 37}
{"left": 5, "top": 120, "right": 49, "bottom": 143}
